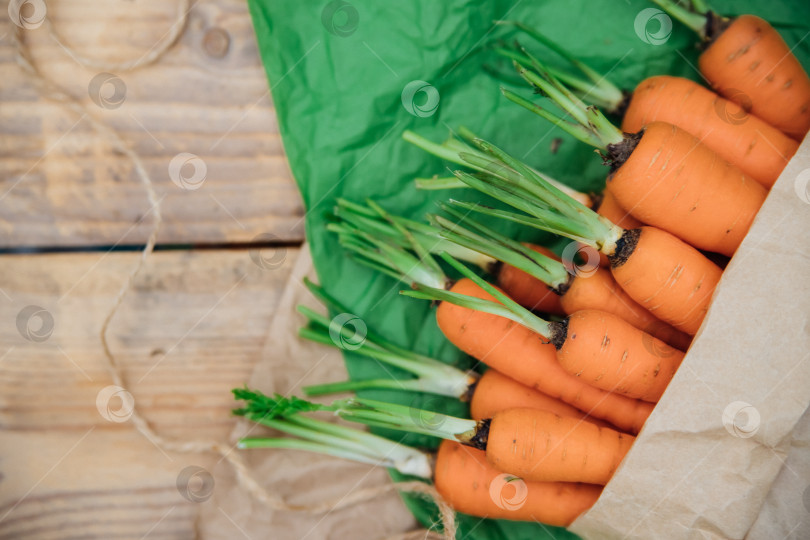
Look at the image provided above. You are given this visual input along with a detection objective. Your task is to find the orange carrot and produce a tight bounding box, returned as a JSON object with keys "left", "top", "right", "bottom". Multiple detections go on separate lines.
{"left": 470, "top": 368, "right": 612, "bottom": 429}
{"left": 607, "top": 121, "right": 766, "bottom": 257}
{"left": 699, "top": 15, "right": 810, "bottom": 141}
{"left": 622, "top": 75, "right": 798, "bottom": 187}
{"left": 435, "top": 440, "right": 601, "bottom": 525}
{"left": 486, "top": 408, "right": 635, "bottom": 484}
{"left": 558, "top": 266, "right": 692, "bottom": 351}
{"left": 610, "top": 226, "right": 722, "bottom": 335}
{"left": 437, "top": 278, "right": 654, "bottom": 433}
{"left": 497, "top": 243, "right": 565, "bottom": 315}
{"left": 555, "top": 310, "right": 684, "bottom": 402}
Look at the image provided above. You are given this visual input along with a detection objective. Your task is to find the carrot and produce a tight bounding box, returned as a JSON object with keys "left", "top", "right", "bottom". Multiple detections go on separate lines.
{"left": 653, "top": 1, "right": 810, "bottom": 140}
{"left": 235, "top": 391, "right": 601, "bottom": 525}
{"left": 501, "top": 57, "right": 767, "bottom": 257}
{"left": 442, "top": 135, "right": 724, "bottom": 335}
{"left": 608, "top": 121, "right": 767, "bottom": 257}
{"left": 701, "top": 15, "right": 810, "bottom": 140}
{"left": 435, "top": 278, "right": 654, "bottom": 432}
{"left": 314, "top": 397, "right": 633, "bottom": 485}
{"left": 558, "top": 266, "right": 692, "bottom": 351}
{"left": 497, "top": 243, "right": 565, "bottom": 315}
{"left": 431, "top": 267, "right": 683, "bottom": 403}
{"left": 470, "top": 368, "right": 613, "bottom": 429}
{"left": 434, "top": 440, "right": 601, "bottom": 525}
{"left": 486, "top": 408, "right": 634, "bottom": 484}
{"left": 610, "top": 226, "right": 722, "bottom": 335}
{"left": 555, "top": 310, "right": 684, "bottom": 402}
{"left": 622, "top": 75, "right": 798, "bottom": 187}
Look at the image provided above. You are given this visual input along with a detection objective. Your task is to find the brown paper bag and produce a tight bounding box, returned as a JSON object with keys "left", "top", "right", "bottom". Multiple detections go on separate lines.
{"left": 570, "top": 136, "right": 810, "bottom": 539}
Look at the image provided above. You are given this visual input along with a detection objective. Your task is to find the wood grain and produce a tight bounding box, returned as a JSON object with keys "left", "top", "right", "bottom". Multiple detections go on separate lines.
{"left": 0, "top": 248, "right": 299, "bottom": 538}
{"left": 0, "top": 0, "right": 305, "bottom": 248}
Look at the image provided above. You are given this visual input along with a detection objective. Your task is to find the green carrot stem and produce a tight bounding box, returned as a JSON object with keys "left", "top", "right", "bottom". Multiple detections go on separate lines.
{"left": 431, "top": 211, "right": 568, "bottom": 289}
{"left": 403, "top": 130, "right": 593, "bottom": 207}
{"left": 414, "top": 176, "right": 468, "bottom": 190}
{"left": 334, "top": 223, "right": 449, "bottom": 289}
{"left": 649, "top": 0, "right": 708, "bottom": 36}
{"left": 439, "top": 252, "right": 553, "bottom": 335}
{"left": 401, "top": 280, "right": 551, "bottom": 338}
{"left": 498, "top": 22, "right": 624, "bottom": 107}
{"left": 513, "top": 59, "right": 589, "bottom": 126}
{"left": 233, "top": 389, "right": 434, "bottom": 478}
{"left": 302, "top": 277, "right": 417, "bottom": 359}
{"left": 690, "top": 0, "right": 711, "bottom": 16}
{"left": 447, "top": 199, "right": 592, "bottom": 248}
{"left": 456, "top": 137, "right": 622, "bottom": 251}
{"left": 297, "top": 324, "right": 475, "bottom": 394}
{"left": 451, "top": 171, "right": 596, "bottom": 242}
{"left": 238, "top": 438, "right": 432, "bottom": 478}
{"left": 304, "top": 377, "right": 440, "bottom": 397}
{"left": 334, "top": 396, "right": 479, "bottom": 443}
{"left": 495, "top": 47, "right": 602, "bottom": 103}
{"left": 507, "top": 53, "right": 624, "bottom": 148}
{"left": 500, "top": 88, "right": 603, "bottom": 146}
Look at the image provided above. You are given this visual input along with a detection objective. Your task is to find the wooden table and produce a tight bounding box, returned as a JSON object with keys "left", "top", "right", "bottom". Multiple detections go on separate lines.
{"left": 0, "top": 1, "right": 310, "bottom": 537}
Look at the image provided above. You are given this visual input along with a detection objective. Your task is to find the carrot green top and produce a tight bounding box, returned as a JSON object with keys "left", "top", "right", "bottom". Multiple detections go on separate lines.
{"left": 298, "top": 278, "right": 478, "bottom": 399}
{"left": 232, "top": 387, "right": 434, "bottom": 478}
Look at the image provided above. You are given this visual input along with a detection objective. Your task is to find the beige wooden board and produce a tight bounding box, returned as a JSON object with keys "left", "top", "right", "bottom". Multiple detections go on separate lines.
{"left": 0, "top": 0, "right": 305, "bottom": 248}
{"left": 0, "top": 247, "right": 299, "bottom": 538}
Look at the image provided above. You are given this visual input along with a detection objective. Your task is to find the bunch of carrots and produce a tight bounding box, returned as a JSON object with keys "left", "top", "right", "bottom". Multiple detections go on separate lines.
{"left": 233, "top": 1, "right": 808, "bottom": 535}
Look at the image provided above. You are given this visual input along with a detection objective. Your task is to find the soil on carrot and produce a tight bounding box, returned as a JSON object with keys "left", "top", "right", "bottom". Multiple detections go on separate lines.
{"left": 605, "top": 130, "right": 643, "bottom": 172}
{"left": 548, "top": 319, "right": 569, "bottom": 350}
{"left": 553, "top": 276, "right": 573, "bottom": 298}
{"left": 608, "top": 228, "right": 641, "bottom": 269}
{"left": 462, "top": 378, "right": 478, "bottom": 403}
{"left": 465, "top": 419, "right": 491, "bottom": 450}
{"left": 704, "top": 11, "right": 733, "bottom": 47}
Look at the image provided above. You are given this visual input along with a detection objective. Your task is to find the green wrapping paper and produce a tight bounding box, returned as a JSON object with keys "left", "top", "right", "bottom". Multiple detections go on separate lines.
{"left": 246, "top": 0, "right": 810, "bottom": 536}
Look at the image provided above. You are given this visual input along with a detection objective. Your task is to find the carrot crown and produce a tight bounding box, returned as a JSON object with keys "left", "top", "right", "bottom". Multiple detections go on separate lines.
{"left": 494, "top": 21, "right": 625, "bottom": 112}
{"left": 232, "top": 387, "right": 433, "bottom": 478}
{"left": 298, "top": 278, "right": 478, "bottom": 399}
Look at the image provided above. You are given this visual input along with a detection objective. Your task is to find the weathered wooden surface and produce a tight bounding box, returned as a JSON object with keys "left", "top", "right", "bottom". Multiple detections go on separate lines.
{"left": 0, "top": 0, "right": 305, "bottom": 248}
{"left": 0, "top": 248, "right": 299, "bottom": 538}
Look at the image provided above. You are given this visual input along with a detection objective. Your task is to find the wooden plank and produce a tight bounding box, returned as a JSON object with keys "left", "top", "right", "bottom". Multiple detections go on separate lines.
{"left": 0, "top": 0, "right": 305, "bottom": 248}
{"left": 0, "top": 247, "right": 299, "bottom": 537}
